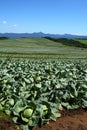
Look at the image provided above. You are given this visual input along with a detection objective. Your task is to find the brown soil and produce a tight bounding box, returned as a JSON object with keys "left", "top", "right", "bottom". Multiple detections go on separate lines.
{"left": 0, "top": 111, "right": 21, "bottom": 130}
{"left": 0, "top": 119, "right": 15, "bottom": 130}
{"left": 0, "top": 109, "right": 87, "bottom": 130}
{"left": 0, "top": 119, "right": 22, "bottom": 130}
{"left": 35, "top": 109, "right": 87, "bottom": 130}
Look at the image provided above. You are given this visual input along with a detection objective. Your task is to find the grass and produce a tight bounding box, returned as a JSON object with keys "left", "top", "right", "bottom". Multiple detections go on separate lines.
{"left": 0, "top": 37, "right": 87, "bottom": 59}
{"left": 76, "top": 39, "right": 87, "bottom": 45}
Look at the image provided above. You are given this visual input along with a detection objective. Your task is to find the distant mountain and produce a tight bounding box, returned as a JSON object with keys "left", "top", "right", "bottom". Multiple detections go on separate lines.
{"left": 0, "top": 32, "right": 87, "bottom": 39}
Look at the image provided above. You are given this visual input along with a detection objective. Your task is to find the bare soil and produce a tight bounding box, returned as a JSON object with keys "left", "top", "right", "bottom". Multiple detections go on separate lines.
{"left": 35, "top": 109, "right": 87, "bottom": 130}
{"left": 0, "top": 111, "right": 21, "bottom": 130}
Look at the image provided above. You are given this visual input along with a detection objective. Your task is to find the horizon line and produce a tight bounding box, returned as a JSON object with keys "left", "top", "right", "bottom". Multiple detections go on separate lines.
{"left": 0, "top": 32, "right": 87, "bottom": 36}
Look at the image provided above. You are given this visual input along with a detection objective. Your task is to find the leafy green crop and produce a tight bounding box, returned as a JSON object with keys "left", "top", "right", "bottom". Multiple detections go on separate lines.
{"left": 0, "top": 58, "right": 87, "bottom": 130}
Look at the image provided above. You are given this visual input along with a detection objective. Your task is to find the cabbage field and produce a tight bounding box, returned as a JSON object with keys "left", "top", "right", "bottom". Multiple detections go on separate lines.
{"left": 0, "top": 58, "right": 87, "bottom": 130}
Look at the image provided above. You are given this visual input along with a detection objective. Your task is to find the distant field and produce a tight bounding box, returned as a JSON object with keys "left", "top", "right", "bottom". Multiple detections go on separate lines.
{"left": 76, "top": 39, "right": 87, "bottom": 45}
{"left": 0, "top": 37, "right": 87, "bottom": 59}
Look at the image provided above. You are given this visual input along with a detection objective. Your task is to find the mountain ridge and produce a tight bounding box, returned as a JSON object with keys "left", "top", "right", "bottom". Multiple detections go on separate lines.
{"left": 0, "top": 32, "right": 87, "bottom": 39}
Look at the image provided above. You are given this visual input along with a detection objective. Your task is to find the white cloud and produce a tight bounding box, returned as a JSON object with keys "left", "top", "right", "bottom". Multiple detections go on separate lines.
{"left": 2, "top": 20, "right": 7, "bottom": 24}
{"left": 11, "top": 24, "right": 17, "bottom": 27}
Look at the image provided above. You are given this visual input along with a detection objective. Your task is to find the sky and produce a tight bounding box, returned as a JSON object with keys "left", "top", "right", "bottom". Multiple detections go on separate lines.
{"left": 0, "top": 0, "right": 87, "bottom": 35}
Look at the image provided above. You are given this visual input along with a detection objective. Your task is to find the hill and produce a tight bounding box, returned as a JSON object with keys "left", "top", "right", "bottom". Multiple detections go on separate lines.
{"left": 44, "top": 37, "right": 87, "bottom": 48}
{"left": 0, "top": 37, "right": 87, "bottom": 59}
{"left": 0, "top": 37, "right": 9, "bottom": 40}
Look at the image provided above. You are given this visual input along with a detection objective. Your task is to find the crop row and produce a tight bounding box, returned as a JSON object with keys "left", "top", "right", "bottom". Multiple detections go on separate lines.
{"left": 0, "top": 59, "right": 87, "bottom": 130}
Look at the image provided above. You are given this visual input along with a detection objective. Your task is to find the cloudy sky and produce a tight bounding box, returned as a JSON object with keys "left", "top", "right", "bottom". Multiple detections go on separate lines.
{"left": 0, "top": 0, "right": 87, "bottom": 35}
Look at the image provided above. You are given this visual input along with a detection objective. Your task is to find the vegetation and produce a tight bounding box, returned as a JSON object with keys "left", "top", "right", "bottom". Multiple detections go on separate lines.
{"left": 76, "top": 39, "right": 87, "bottom": 45}
{"left": 0, "top": 59, "right": 87, "bottom": 130}
{"left": 0, "top": 38, "right": 87, "bottom": 59}
{"left": 44, "top": 37, "right": 87, "bottom": 48}
{"left": 0, "top": 38, "right": 87, "bottom": 129}
{"left": 0, "top": 37, "right": 9, "bottom": 40}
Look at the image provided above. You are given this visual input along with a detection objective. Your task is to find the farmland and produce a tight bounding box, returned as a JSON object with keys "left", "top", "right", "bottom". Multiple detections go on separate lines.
{"left": 0, "top": 38, "right": 87, "bottom": 130}
{"left": 76, "top": 39, "right": 87, "bottom": 45}
{"left": 0, "top": 59, "right": 87, "bottom": 130}
{"left": 0, "top": 37, "right": 87, "bottom": 59}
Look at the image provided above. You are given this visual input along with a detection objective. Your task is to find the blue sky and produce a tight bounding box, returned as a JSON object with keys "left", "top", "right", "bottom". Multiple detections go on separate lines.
{"left": 0, "top": 0, "right": 87, "bottom": 35}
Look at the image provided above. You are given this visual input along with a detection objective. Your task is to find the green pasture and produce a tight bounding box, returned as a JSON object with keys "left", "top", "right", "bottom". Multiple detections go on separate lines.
{"left": 0, "top": 38, "right": 87, "bottom": 59}
{"left": 76, "top": 39, "right": 87, "bottom": 45}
